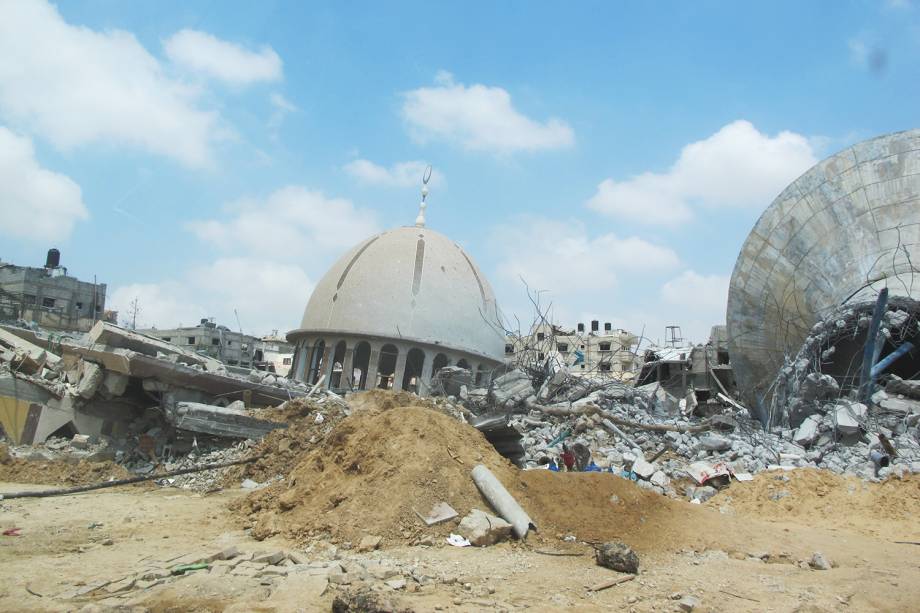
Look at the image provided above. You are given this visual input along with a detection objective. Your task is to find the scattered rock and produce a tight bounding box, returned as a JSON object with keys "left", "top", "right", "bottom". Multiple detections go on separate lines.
{"left": 357, "top": 535, "right": 382, "bottom": 552}
{"left": 594, "top": 541, "right": 639, "bottom": 574}
{"left": 678, "top": 595, "right": 700, "bottom": 611}
{"left": 457, "top": 509, "right": 513, "bottom": 547}
{"left": 809, "top": 551, "right": 833, "bottom": 570}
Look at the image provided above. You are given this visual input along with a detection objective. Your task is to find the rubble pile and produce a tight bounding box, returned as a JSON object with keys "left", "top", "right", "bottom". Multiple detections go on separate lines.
{"left": 763, "top": 301, "right": 920, "bottom": 480}
{"left": 454, "top": 365, "right": 920, "bottom": 497}
{"left": 0, "top": 321, "right": 312, "bottom": 488}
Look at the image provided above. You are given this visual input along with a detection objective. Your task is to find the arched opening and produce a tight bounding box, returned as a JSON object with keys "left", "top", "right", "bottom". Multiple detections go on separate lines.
{"left": 352, "top": 341, "right": 371, "bottom": 390}
{"left": 432, "top": 353, "right": 449, "bottom": 376}
{"left": 307, "top": 339, "right": 326, "bottom": 384}
{"left": 456, "top": 358, "right": 470, "bottom": 370}
{"left": 402, "top": 348, "right": 426, "bottom": 393}
{"left": 376, "top": 344, "right": 399, "bottom": 389}
{"left": 329, "top": 341, "right": 347, "bottom": 389}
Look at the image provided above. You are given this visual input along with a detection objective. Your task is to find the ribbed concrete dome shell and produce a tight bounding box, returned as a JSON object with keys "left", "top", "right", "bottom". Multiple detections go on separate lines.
{"left": 291, "top": 226, "right": 505, "bottom": 362}
{"left": 727, "top": 129, "right": 920, "bottom": 405}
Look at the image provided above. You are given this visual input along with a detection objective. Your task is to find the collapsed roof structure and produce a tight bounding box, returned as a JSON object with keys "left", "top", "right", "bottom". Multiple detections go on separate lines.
{"left": 727, "top": 129, "right": 920, "bottom": 425}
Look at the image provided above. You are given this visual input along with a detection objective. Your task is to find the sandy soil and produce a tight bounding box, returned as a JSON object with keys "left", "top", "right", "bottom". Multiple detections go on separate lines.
{"left": 1, "top": 469, "right": 918, "bottom": 613}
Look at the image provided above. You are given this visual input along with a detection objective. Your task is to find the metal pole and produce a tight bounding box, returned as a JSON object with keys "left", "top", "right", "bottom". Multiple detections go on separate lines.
{"left": 859, "top": 288, "right": 888, "bottom": 403}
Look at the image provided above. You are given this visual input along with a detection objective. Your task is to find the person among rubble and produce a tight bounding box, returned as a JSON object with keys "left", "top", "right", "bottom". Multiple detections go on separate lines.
{"left": 573, "top": 442, "right": 591, "bottom": 472}
{"left": 561, "top": 444, "right": 575, "bottom": 471}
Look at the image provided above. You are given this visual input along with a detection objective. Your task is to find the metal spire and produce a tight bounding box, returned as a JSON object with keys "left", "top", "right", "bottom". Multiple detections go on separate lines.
{"left": 415, "top": 165, "right": 433, "bottom": 227}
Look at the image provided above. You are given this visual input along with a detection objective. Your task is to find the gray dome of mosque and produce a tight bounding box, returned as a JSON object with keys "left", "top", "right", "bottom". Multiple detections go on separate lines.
{"left": 294, "top": 225, "right": 505, "bottom": 362}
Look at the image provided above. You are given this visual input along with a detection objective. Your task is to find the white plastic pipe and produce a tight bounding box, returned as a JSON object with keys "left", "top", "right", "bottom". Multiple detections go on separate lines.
{"left": 471, "top": 464, "right": 534, "bottom": 539}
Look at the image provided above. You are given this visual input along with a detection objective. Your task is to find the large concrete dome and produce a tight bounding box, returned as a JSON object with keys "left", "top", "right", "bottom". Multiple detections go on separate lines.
{"left": 292, "top": 226, "right": 505, "bottom": 362}
{"left": 727, "top": 128, "right": 920, "bottom": 406}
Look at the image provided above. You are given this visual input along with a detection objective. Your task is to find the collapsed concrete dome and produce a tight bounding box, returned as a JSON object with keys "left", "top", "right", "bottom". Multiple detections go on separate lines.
{"left": 727, "top": 129, "right": 920, "bottom": 415}
{"left": 287, "top": 225, "right": 505, "bottom": 395}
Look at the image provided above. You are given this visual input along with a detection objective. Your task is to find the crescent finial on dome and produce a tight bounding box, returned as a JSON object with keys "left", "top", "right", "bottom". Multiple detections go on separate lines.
{"left": 415, "top": 165, "right": 433, "bottom": 227}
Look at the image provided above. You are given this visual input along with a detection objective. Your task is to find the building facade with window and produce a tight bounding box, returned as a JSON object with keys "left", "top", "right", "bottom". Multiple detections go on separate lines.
{"left": 254, "top": 332, "right": 295, "bottom": 376}
{"left": 140, "top": 319, "right": 259, "bottom": 368}
{"left": 287, "top": 216, "right": 506, "bottom": 396}
{"left": 0, "top": 250, "right": 111, "bottom": 333}
{"left": 505, "top": 320, "right": 640, "bottom": 379}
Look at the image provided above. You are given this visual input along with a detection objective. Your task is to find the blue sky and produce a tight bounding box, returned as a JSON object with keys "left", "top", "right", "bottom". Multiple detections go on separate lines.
{"left": 1, "top": 0, "right": 918, "bottom": 343}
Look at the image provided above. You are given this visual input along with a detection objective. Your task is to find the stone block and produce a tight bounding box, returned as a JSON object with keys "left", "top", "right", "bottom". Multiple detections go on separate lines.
{"left": 793, "top": 415, "right": 821, "bottom": 447}
{"left": 356, "top": 535, "right": 382, "bottom": 552}
{"left": 252, "top": 550, "right": 285, "bottom": 565}
{"left": 457, "top": 509, "right": 513, "bottom": 547}
{"left": 631, "top": 457, "right": 657, "bottom": 480}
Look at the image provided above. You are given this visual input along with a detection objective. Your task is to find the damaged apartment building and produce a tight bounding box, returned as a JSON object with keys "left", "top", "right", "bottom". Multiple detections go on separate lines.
{"left": 635, "top": 325, "right": 736, "bottom": 409}
{"left": 0, "top": 249, "right": 115, "bottom": 333}
{"left": 505, "top": 321, "right": 640, "bottom": 379}
{"left": 140, "top": 322, "right": 294, "bottom": 375}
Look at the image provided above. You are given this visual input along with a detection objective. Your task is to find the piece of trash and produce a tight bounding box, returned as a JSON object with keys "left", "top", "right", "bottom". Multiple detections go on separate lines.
{"left": 734, "top": 472, "right": 754, "bottom": 482}
{"left": 685, "top": 461, "right": 733, "bottom": 485}
{"left": 414, "top": 502, "right": 458, "bottom": 526}
{"left": 2, "top": 528, "right": 21, "bottom": 536}
{"left": 446, "top": 534, "right": 471, "bottom": 547}
{"left": 314, "top": 413, "right": 325, "bottom": 424}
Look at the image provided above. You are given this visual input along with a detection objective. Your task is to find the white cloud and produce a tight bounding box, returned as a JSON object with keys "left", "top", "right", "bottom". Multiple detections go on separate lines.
{"left": 0, "top": 127, "right": 88, "bottom": 242}
{"left": 661, "top": 270, "right": 730, "bottom": 316}
{"left": 0, "top": 0, "right": 222, "bottom": 168}
{"left": 113, "top": 186, "right": 379, "bottom": 334}
{"left": 164, "top": 30, "right": 282, "bottom": 86}
{"left": 656, "top": 270, "right": 731, "bottom": 343}
{"left": 187, "top": 186, "right": 381, "bottom": 257}
{"left": 109, "top": 281, "right": 205, "bottom": 330}
{"left": 109, "top": 259, "right": 313, "bottom": 334}
{"left": 268, "top": 93, "right": 297, "bottom": 133}
{"left": 492, "top": 216, "right": 679, "bottom": 304}
{"left": 586, "top": 120, "right": 817, "bottom": 225}
{"left": 344, "top": 159, "right": 445, "bottom": 188}
{"left": 402, "top": 71, "right": 574, "bottom": 154}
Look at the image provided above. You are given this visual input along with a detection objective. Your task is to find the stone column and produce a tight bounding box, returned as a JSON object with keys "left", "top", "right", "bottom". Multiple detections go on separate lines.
{"left": 340, "top": 344, "right": 355, "bottom": 390}
{"left": 418, "top": 351, "right": 435, "bottom": 397}
{"left": 365, "top": 343, "right": 381, "bottom": 390}
{"left": 392, "top": 345, "right": 409, "bottom": 391}
{"left": 295, "top": 339, "right": 310, "bottom": 382}
{"left": 322, "top": 341, "right": 337, "bottom": 388}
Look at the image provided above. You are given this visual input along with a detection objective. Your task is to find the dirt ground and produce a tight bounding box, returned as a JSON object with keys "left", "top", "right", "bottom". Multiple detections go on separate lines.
{"left": 1, "top": 468, "right": 918, "bottom": 613}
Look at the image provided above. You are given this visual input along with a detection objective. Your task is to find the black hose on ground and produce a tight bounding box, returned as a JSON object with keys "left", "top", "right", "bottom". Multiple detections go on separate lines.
{"left": 0, "top": 454, "right": 264, "bottom": 500}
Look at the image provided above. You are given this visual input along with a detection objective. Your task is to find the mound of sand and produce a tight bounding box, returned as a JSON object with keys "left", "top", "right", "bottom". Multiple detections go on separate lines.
{"left": 710, "top": 469, "right": 920, "bottom": 538}
{"left": 232, "top": 403, "right": 517, "bottom": 544}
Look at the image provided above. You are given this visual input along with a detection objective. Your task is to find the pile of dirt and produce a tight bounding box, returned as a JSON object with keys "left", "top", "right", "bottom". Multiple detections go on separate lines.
{"left": 0, "top": 443, "right": 131, "bottom": 486}
{"left": 232, "top": 401, "right": 518, "bottom": 544}
{"left": 710, "top": 469, "right": 920, "bottom": 538}
{"left": 515, "top": 471, "right": 695, "bottom": 550}
{"left": 225, "top": 392, "right": 470, "bottom": 488}
{"left": 223, "top": 397, "right": 349, "bottom": 486}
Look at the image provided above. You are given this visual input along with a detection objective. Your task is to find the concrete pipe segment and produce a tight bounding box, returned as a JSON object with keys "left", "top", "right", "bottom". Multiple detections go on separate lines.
{"left": 727, "top": 129, "right": 920, "bottom": 411}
